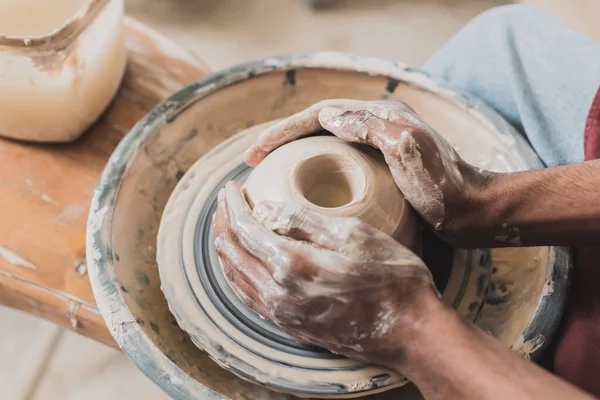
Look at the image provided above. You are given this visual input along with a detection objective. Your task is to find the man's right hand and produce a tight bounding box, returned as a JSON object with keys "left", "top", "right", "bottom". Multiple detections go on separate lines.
{"left": 214, "top": 181, "right": 439, "bottom": 369}
{"left": 244, "top": 99, "right": 494, "bottom": 248}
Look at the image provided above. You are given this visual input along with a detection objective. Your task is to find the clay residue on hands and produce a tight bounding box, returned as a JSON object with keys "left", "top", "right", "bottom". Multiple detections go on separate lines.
{"left": 245, "top": 99, "right": 474, "bottom": 231}
{"left": 216, "top": 181, "right": 436, "bottom": 366}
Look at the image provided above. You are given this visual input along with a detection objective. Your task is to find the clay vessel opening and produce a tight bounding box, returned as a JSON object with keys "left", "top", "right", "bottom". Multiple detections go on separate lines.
{"left": 293, "top": 154, "right": 366, "bottom": 209}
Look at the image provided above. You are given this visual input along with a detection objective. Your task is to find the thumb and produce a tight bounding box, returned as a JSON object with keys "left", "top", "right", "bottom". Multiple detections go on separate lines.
{"left": 318, "top": 107, "right": 405, "bottom": 157}
{"left": 252, "top": 201, "right": 348, "bottom": 251}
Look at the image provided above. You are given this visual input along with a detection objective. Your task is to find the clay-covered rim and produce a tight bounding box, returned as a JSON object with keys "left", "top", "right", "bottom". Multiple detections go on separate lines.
{"left": 0, "top": 0, "right": 108, "bottom": 52}
{"left": 87, "top": 52, "right": 571, "bottom": 399}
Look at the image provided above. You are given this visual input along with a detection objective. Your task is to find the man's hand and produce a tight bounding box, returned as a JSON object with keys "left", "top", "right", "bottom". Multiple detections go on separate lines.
{"left": 245, "top": 99, "right": 600, "bottom": 248}
{"left": 214, "top": 182, "right": 595, "bottom": 400}
{"left": 244, "top": 99, "right": 492, "bottom": 248}
{"left": 213, "top": 181, "right": 439, "bottom": 367}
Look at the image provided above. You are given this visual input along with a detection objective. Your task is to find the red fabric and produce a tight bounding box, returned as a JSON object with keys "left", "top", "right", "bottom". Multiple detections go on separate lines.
{"left": 584, "top": 88, "right": 600, "bottom": 160}
{"left": 553, "top": 86, "right": 600, "bottom": 396}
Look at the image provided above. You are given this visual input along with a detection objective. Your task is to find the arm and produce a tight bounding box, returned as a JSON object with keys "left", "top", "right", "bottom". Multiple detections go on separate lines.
{"left": 460, "top": 161, "right": 600, "bottom": 248}
{"left": 215, "top": 182, "right": 595, "bottom": 400}
{"left": 244, "top": 99, "right": 600, "bottom": 248}
{"left": 397, "top": 291, "right": 594, "bottom": 400}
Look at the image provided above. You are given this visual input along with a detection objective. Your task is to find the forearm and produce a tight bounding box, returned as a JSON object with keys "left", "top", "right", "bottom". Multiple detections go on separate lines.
{"left": 392, "top": 297, "right": 594, "bottom": 400}
{"left": 456, "top": 159, "right": 600, "bottom": 248}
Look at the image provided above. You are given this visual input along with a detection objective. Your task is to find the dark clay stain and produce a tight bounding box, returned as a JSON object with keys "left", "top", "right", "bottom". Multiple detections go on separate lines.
{"left": 135, "top": 317, "right": 146, "bottom": 327}
{"left": 134, "top": 270, "right": 150, "bottom": 286}
{"left": 404, "top": 66, "right": 428, "bottom": 76}
{"left": 476, "top": 275, "right": 488, "bottom": 297}
{"left": 94, "top": 167, "right": 122, "bottom": 209}
{"left": 327, "top": 382, "right": 350, "bottom": 392}
{"left": 486, "top": 281, "right": 510, "bottom": 305}
{"left": 468, "top": 301, "right": 481, "bottom": 312}
{"left": 114, "top": 253, "right": 120, "bottom": 262}
{"left": 372, "top": 373, "right": 392, "bottom": 381}
{"left": 386, "top": 78, "right": 400, "bottom": 94}
{"left": 479, "top": 250, "right": 491, "bottom": 267}
{"left": 247, "top": 70, "right": 256, "bottom": 78}
{"left": 120, "top": 285, "right": 128, "bottom": 293}
{"left": 499, "top": 283, "right": 508, "bottom": 293}
{"left": 285, "top": 69, "right": 296, "bottom": 86}
{"left": 185, "top": 128, "right": 198, "bottom": 141}
{"left": 206, "top": 123, "right": 214, "bottom": 131}
{"left": 150, "top": 321, "right": 160, "bottom": 335}
{"left": 167, "top": 313, "right": 179, "bottom": 327}
{"left": 175, "top": 170, "right": 185, "bottom": 181}
{"left": 91, "top": 230, "right": 111, "bottom": 268}
{"left": 492, "top": 267, "right": 498, "bottom": 274}
{"left": 550, "top": 267, "right": 559, "bottom": 286}
{"left": 460, "top": 93, "right": 475, "bottom": 109}
{"left": 136, "top": 229, "right": 145, "bottom": 241}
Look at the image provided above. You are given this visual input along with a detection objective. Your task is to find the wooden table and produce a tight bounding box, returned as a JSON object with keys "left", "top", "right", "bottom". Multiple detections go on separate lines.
{"left": 0, "top": 18, "right": 207, "bottom": 347}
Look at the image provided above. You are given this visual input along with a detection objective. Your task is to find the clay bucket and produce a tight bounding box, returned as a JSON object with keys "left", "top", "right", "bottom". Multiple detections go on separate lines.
{"left": 87, "top": 52, "right": 570, "bottom": 400}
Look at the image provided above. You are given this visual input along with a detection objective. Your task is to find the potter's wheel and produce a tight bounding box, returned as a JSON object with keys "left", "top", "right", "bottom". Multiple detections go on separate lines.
{"left": 89, "top": 53, "right": 571, "bottom": 400}
{"left": 158, "top": 122, "right": 491, "bottom": 398}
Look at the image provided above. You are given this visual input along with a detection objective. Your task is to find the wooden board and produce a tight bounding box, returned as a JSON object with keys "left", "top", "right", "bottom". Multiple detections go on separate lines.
{"left": 0, "top": 17, "right": 206, "bottom": 347}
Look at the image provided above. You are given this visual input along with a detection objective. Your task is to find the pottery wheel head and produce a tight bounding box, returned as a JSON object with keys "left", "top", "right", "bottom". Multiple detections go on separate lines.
{"left": 157, "top": 121, "right": 491, "bottom": 398}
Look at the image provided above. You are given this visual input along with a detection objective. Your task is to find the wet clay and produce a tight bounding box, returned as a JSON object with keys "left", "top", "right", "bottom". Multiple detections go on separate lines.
{"left": 244, "top": 135, "right": 418, "bottom": 251}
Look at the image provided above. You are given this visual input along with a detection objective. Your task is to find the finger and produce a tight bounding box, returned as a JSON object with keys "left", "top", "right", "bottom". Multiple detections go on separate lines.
{"left": 224, "top": 182, "right": 358, "bottom": 284}
{"left": 222, "top": 262, "right": 271, "bottom": 318}
{"left": 252, "top": 200, "right": 410, "bottom": 259}
{"left": 222, "top": 181, "right": 289, "bottom": 261}
{"left": 214, "top": 196, "right": 281, "bottom": 318}
{"left": 223, "top": 181, "right": 319, "bottom": 282}
{"left": 318, "top": 108, "right": 405, "bottom": 153}
{"left": 244, "top": 99, "right": 375, "bottom": 166}
{"left": 243, "top": 101, "right": 331, "bottom": 166}
{"left": 252, "top": 200, "right": 349, "bottom": 251}
{"left": 244, "top": 99, "right": 423, "bottom": 166}
{"left": 214, "top": 189, "right": 277, "bottom": 288}
{"left": 251, "top": 200, "right": 431, "bottom": 282}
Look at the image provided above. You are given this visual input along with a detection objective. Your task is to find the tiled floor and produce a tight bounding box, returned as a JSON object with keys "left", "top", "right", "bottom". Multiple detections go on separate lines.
{"left": 0, "top": 307, "right": 169, "bottom": 400}
{"left": 2, "top": 0, "right": 598, "bottom": 399}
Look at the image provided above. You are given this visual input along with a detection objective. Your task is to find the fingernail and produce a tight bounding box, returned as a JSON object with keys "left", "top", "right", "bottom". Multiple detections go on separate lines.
{"left": 318, "top": 106, "right": 346, "bottom": 126}
{"left": 225, "top": 180, "right": 237, "bottom": 190}
{"left": 243, "top": 145, "right": 268, "bottom": 167}
{"left": 243, "top": 146, "right": 256, "bottom": 160}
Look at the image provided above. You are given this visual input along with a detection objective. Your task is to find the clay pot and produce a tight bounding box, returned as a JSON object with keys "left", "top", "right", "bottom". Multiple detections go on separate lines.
{"left": 244, "top": 135, "right": 419, "bottom": 251}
